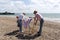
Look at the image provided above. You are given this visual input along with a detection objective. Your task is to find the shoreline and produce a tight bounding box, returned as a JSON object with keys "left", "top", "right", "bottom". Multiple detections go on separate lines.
{"left": 44, "top": 18, "right": 60, "bottom": 23}
{"left": 0, "top": 16, "right": 60, "bottom": 23}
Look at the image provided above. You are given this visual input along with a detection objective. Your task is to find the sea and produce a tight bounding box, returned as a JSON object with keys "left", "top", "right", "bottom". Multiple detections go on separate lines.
{"left": 16, "top": 13, "right": 60, "bottom": 22}
{"left": 0, "top": 13, "right": 60, "bottom": 22}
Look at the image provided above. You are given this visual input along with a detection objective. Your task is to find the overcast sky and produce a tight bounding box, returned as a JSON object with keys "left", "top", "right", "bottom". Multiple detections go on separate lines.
{"left": 0, "top": 0, "right": 60, "bottom": 13}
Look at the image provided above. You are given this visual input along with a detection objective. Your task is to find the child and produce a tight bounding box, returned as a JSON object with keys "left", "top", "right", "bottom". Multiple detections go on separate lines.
{"left": 22, "top": 16, "right": 32, "bottom": 34}
{"left": 24, "top": 18, "right": 32, "bottom": 28}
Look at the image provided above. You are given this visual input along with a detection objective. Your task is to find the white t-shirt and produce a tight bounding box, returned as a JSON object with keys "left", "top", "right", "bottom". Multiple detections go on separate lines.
{"left": 23, "top": 15, "right": 29, "bottom": 21}
{"left": 18, "top": 14, "right": 23, "bottom": 20}
{"left": 37, "top": 13, "right": 44, "bottom": 19}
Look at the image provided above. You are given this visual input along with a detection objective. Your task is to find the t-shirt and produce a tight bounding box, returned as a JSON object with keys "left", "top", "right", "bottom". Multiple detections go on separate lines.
{"left": 18, "top": 14, "right": 23, "bottom": 20}
{"left": 35, "top": 13, "right": 44, "bottom": 20}
{"left": 37, "top": 13, "right": 43, "bottom": 19}
{"left": 23, "top": 17, "right": 32, "bottom": 28}
{"left": 23, "top": 15, "right": 29, "bottom": 21}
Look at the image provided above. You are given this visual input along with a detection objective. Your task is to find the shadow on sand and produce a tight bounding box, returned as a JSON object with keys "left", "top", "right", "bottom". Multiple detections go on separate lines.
{"left": 4, "top": 30, "right": 41, "bottom": 39}
{"left": 4, "top": 30, "right": 19, "bottom": 36}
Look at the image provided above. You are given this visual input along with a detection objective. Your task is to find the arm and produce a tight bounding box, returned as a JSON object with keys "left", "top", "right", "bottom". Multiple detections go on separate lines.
{"left": 34, "top": 17, "right": 38, "bottom": 25}
{"left": 34, "top": 14, "right": 41, "bottom": 25}
{"left": 34, "top": 15, "right": 38, "bottom": 25}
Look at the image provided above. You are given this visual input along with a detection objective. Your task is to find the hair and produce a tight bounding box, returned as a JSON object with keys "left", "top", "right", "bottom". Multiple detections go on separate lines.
{"left": 23, "top": 13, "right": 26, "bottom": 15}
{"left": 33, "top": 10, "right": 37, "bottom": 14}
{"left": 16, "top": 16, "right": 19, "bottom": 19}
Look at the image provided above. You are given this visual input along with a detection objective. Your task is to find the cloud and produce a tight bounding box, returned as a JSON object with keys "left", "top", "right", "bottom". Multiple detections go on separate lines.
{"left": 0, "top": 0, "right": 27, "bottom": 13}
{"left": 11, "top": 1, "right": 26, "bottom": 9}
{"left": 0, "top": 0, "right": 60, "bottom": 13}
{"left": 30, "top": 0, "right": 60, "bottom": 13}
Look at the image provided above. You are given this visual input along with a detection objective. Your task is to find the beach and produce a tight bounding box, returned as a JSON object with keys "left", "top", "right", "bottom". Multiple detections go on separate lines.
{"left": 0, "top": 17, "right": 60, "bottom": 40}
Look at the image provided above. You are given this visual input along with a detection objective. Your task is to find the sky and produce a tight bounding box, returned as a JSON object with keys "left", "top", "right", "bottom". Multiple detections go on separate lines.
{"left": 0, "top": 0, "right": 60, "bottom": 13}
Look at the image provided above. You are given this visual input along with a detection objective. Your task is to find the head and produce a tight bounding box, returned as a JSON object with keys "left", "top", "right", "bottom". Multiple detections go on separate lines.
{"left": 23, "top": 13, "right": 26, "bottom": 15}
{"left": 33, "top": 10, "right": 37, "bottom": 15}
{"left": 16, "top": 16, "right": 19, "bottom": 19}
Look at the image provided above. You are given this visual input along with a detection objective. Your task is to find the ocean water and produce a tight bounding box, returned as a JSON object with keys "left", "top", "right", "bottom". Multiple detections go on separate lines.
{"left": 42, "top": 13, "right": 60, "bottom": 18}
{"left": 0, "top": 13, "right": 60, "bottom": 22}
{"left": 15, "top": 13, "right": 60, "bottom": 18}
{"left": 15, "top": 13, "right": 60, "bottom": 22}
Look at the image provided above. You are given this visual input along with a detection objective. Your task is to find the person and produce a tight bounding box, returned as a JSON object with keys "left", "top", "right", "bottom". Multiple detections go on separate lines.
{"left": 23, "top": 17, "right": 32, "bottom": 28}
{"left": 22, "top": 14, "right": 32, "bottom": 34}
{"left": 22, "top": 14, "right": 29, "bottom": 28}
{"left": 16, "top": 13, "right": 25, "bottom": 33}
{"left": 33, "top": 10, "right": 44, "bottom": 36}
{"left": 16, "top": 13, "right": 32, "bottom": 33}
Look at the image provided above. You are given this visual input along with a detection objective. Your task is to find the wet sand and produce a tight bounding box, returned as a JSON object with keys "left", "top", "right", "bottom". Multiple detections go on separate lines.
{"left": 0, "top": 17, "right": 60, "bottom": 40}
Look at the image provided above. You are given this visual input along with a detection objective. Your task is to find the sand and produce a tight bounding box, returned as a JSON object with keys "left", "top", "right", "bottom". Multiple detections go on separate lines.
{"left": 0, "top": 17, "right": 60, "bottom": 40}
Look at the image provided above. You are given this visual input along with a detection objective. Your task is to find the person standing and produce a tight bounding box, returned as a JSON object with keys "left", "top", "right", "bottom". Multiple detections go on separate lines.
{"left": 16, "top": 13, "right": 25, "bottom": 33}
{"left": 33, "top": 10, "right": 44, "bottom": 36}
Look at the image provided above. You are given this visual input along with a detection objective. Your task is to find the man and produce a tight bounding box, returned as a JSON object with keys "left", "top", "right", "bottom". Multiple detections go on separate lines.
{"left": 33, "top": 10, "right": 44, "bottom": 36}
